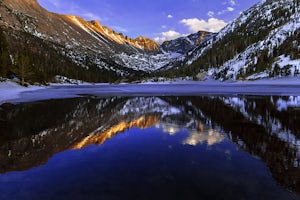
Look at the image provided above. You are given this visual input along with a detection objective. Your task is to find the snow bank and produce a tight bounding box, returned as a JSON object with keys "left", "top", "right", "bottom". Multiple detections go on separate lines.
{"left": 0, "top": 81, "right": 46, "bottom": 104}
{"left": 2, "top": 77, "right": 300, "bottom": 105}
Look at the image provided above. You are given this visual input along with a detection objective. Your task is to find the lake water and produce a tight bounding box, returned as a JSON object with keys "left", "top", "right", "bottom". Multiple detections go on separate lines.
{"left": 1, "top": 95, "right": 300, "bottom": 200}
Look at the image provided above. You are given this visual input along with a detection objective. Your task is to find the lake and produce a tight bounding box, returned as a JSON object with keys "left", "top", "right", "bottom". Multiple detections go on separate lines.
{"left": 0, "top": 95, "right": 300, "bottom": 200}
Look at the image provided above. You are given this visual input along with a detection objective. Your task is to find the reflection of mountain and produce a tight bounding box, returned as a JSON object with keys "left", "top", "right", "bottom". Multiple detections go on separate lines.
{"left": 0, "top": 97, "right": 194, "bottom": 173}
{"left": 1, "top": 96, "right": 300, "bottom": 194}
{"left": 171, "top": 96, "right": 300, "bottom": 194}
{"left": 73, "top": 115, "right": 159, "bottom": 150}
{"left": 0, "top": 97, "right": 127, "bottom": 173}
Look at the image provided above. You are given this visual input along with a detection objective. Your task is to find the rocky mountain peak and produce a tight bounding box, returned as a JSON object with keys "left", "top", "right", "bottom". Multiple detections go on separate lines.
{"left": 90, "top": 20, "right": 102, "bottom": 29}
{"left": 133, "top": 36, "right": 160, "bottom": 52}
{"left": 161, "top": 31, "right": 213, "bottom": 54}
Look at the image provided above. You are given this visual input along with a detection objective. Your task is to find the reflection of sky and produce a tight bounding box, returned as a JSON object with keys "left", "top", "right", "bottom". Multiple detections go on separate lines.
{"left": 157, "top": 122, "right": 225, "bottom": 146}
{"left": 0, "top": 125, "right": 291, "bottom": 200}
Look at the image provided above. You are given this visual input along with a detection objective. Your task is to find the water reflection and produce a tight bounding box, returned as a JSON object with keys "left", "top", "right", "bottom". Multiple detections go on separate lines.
{"left": 1, "top": 96, "right": 300, "bottom": 197}
{"left": 182, "top": 129, "right": 224, "bottom": 146}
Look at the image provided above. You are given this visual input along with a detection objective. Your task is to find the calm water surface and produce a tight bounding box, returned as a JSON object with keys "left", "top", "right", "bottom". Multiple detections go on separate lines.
{"left": 1, "top": 96, "right": 300, "bottom": 200}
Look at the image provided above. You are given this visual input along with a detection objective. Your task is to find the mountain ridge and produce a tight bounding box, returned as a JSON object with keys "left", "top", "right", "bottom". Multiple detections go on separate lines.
{"left": 0, "top": 0, "right": 212, "bottom": 83}
{"left": 169, "top": 0, "right": 300, "bottom": 81}
{"left": 1, "top": 0, "right": 299, "bottom": 83}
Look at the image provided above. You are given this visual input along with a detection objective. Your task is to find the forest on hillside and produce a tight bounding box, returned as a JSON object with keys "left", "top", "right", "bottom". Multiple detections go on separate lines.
{"left": 0, "top": 26, "right": 121, "bottom": 84}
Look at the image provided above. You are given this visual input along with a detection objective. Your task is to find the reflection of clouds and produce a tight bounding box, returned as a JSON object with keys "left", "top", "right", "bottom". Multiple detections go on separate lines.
{"left": 183, "top": 129, "right": 224, "bottom": 146}
{"left": 156, "top": 123, "right": 181, "bottom": 135}
{"left": 157, "top": 121, "right": 225, "bottom": 146}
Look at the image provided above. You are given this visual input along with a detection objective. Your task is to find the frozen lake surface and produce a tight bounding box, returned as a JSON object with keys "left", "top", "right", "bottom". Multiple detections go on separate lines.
{"left": 3, "top": 80, "right": 300, "bottom": 104}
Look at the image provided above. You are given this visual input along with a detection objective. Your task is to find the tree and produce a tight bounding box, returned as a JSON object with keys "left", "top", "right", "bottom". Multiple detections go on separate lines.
{"left": 0, "top": 29, "right": 9, "bottom": 78}
{"left": 13, "top": 52, "right": 33, "bottom": 86}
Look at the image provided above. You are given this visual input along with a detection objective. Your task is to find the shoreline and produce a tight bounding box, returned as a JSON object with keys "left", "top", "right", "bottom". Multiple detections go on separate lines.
{"left": 1, "top": 77, "right": 300, "bottom": 105}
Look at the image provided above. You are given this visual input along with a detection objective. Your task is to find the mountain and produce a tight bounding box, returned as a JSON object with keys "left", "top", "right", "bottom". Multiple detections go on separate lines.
{"left": 0, "top": 0, "right": 214, "bottom": 83}
{"left": 161, "top": 31, "right": 213, "bottom": 54}
{"left": 0, "top": 0, "right": 171, "bottom": 83}
{"left": 1, "top": 0, "right": 299, "bottom": 83}
{"left": 171, "top": 0, "right": 300, "bottom": 81}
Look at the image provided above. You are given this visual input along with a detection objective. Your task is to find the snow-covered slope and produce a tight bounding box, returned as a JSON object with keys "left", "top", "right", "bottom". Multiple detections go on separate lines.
{"left": 185, "top": 0, "right": 300, "bottom": 81}
{"left": 161, "top": 31, "right": 213, "bottom": 54}
{"left": 0, "top": 0, "right": 166, "bottom": 75}
{"left": 0, "top": 0, "right": 219, "bottom": 80}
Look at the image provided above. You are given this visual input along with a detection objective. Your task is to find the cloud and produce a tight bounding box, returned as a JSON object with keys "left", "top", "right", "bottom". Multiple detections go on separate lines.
{"left": 180, "top": 18, "right": 227, "bottom": 33}
{"left": 154, "top": 30, "right": 182, "bottom": 43}
{"left": 229, "top": 0, "right": 236, "bottom": 6}
{"left": 207, "top": 11, "right": 215, "bottom": 17}
{"left": 222, "top": 0, "right": 236, "bottom": 6}
{"left": 81, "top": 12, "right": 107, "bottom": 22}
{"left": 218, "top": 7, "right": 235, "bottom": 15}
{"left": 167, "top": 14, "right": 173, "bottom": 19}
{"left": 219, "top": 0, "right": 236, "bottom": 15}
{"left": 227, "top": 7, "right": 235, "bottom": 12}
{"left": 39, "top": 0, "right": 111, "bottom": 22}
{"left": 111, "top": 26, "right": 128, "bottom": 33}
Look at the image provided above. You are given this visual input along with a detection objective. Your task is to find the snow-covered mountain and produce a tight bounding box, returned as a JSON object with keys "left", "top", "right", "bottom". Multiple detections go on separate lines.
{"left": 0, "top": 0, "right": 216, "bottom": 83}
{"left": 161, "top": 31, "right": 213, "bottom": 54}
{"left": 0, "top": 0, "right": 162, "bottom": 76}
{"left": 181, "top": 0, "right": 300, "bottom": 81}
{"left": 1, "top": 0, "right": 299, "bottom": 83}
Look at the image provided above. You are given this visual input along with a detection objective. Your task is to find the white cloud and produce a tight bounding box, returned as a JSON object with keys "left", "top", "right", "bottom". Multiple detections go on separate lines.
{"left": 161, "top": 25, "right": 167, "bottom": 29}
{"left": 227, "top": 7, "right": 235, "bottom": 12}
{"left": 180, "top": 17, "right": 227, "bottom": 33}
{"left": 167, "top": 14, "right": 173, "bottom": 19}
{"left": 207, "top": 11, "right": 215, "bottom": 17}
{"left": 222, "top": 0, "right": 236, "bottom": 6}
{"left": 81, "top": 12, "right": 107, "bottom": 22}
{"left": 154, "top": 30, "right": 182, "bottom": 43}
{"left": 111, "top": 26, "right": 128, "bottom": 33}
{"left": 218, "top": 7, "right": 235, "bottom": 15}
{"left": 219, "top": 0, "right": 236, "bottom": 14}
{"left": 229, "top": 0, "right": 236, "bottom": 6}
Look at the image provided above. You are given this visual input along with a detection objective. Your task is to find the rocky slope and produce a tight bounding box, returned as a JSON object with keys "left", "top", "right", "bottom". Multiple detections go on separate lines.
{"left": 0, "top": 0, "right": 169, "bottom": 82}
{"left": 0, "top": 0, "right": 215, "bottom": 83}
{"left": 174, "top": 0, "right": 300, "bottom": 80}
{"left": 2, "top": 0, "right": 299, "bottom": 82}
{"left": 161, "top": 31, "right": 213, "bottom": 54}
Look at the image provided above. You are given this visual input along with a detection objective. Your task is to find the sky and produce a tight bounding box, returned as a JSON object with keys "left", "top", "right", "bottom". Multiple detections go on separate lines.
{"left": 38, "top": 0, "right": 261, "bottom": 43}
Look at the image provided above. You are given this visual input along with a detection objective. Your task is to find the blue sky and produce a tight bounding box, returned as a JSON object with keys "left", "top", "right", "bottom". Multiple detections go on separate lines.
{"left": 38, "top": 0, "right": 260, "bottom": 42}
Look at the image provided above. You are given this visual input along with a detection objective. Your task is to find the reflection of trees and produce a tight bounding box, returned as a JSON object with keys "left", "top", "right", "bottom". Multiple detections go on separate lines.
{"left": 0, "top": 97, "right": 182, "bottom": 173}
{"left": 0, "top": 97, "right": 129, "bottom": 173}
{"left": 171, "top": 96, "right": 300, "bottom": 194}
{"left": 1, "top": 95, "right": 300, "bottom": 194}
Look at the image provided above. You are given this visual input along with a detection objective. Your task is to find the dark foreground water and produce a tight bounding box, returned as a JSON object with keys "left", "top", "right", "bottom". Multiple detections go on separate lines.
{"left": 1, "top": 96, "right": 300, "bottom": 200}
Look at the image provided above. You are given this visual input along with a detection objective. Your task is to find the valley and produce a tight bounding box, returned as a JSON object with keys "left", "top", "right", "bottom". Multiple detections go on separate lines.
{"left": 0, "top": 0, "right": 299, "bottom": 84}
